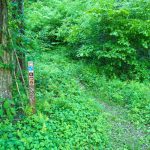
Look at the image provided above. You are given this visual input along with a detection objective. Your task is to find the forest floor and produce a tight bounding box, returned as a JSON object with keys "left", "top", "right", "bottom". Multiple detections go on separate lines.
{"left": 33, "top": 45, "right": 149, "bottom": 150}
{"left": 98, "top": 101, "right": 149, "bottom": 149}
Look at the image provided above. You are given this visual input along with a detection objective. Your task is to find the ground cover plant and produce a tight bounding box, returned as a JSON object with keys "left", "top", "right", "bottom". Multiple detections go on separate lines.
{"left": 0, "top": 47, "right": 111, "bottom": 149}
{"left": 0, "top": 0, "right": 150, "bottom": 149}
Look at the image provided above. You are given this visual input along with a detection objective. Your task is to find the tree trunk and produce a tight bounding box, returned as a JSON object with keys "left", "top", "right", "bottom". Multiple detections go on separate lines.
{"left": 18, "top": 0, "right": 24, "bottom": 35}
{"left": 18, "top": 0, "right": 25, "bottom": 71}
{"left": 12, "top": 0, "right": 25, "bottom": 73}
{"left": 0, "top": 0, "right": 12, "bottom": 100}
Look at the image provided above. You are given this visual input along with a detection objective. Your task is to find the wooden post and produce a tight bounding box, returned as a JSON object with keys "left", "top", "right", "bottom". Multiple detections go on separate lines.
{"left": 28, "top": 61, "right": 36, "bottom": 112}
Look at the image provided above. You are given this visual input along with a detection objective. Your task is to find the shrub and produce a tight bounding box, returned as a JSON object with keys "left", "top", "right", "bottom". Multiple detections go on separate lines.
{"left": 27, "top": 0, "right": 150, "bottom": 80}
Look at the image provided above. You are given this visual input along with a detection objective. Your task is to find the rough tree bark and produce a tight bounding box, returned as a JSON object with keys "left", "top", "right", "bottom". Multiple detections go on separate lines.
{"left": 0, "top": 0, "right": 12, "bottom": 100}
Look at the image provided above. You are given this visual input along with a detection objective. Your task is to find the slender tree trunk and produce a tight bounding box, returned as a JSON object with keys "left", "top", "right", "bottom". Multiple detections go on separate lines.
{"left": 12, "top": 0, "right": 25, "bottom": 80}
{"left": 18, "top": 0, "right": 24, "bottom": 35}
{"left": 12, "top": 0, "right": 25, "bottom": 73}
{"left": 0, "top": 0, "right": 12, "bottom": 100}
{"left": 18, "top": 0, "right": 25, "bottom": 71}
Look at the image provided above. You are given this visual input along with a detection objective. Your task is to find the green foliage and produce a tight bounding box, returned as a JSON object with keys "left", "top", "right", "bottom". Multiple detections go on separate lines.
{"left": 77, "top": 64, "right": 150, "bottom": 125}
{"left": 0, "top": 47, "right": 110, "bottom": 149}
{"left": 0, "top": 113, "right": 109, "bottom": 149}
{"left": 0, "top": 100, "right": 16, "bottom": 121}
{"left": 8, "top": 1, "right": 27, "bottom": 56}
{"left": 1, "top": 1, "right": 148, "bottom": 149}
{"left": 26, "top": 0, "right": 150, "bottom": 80}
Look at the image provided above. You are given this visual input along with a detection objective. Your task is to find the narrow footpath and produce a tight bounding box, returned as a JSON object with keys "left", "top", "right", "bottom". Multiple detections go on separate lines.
{"left": 34, "top": 46, "right": 149, "bottom": 150}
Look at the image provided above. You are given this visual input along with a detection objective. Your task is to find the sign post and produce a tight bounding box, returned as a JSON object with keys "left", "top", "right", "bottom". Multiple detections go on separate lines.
{"left": 28, "top": 61, "right": 36, "bottom": 112}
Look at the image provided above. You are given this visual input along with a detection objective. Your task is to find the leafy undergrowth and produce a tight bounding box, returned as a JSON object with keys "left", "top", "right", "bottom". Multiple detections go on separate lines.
{"left": 0, "top": 47, "right": 110, "bottom": 149}
{"left": 78, "top": 70, "right": 150, "bottom": 126}
{"left": 0, "top": 46, "right": 149, "bottom": 149}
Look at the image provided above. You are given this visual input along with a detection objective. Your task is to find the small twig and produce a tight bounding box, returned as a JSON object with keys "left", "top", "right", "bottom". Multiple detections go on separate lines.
{"left": 13, "top": 71, "right": 21, "bottom": 97}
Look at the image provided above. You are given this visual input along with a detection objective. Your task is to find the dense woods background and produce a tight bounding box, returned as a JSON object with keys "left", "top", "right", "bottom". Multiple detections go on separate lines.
{"left": 0, "top": 0, "right": 150, "bottom": 149}
{"left": 27, "top": 0, "right": 150, "bottom": 80}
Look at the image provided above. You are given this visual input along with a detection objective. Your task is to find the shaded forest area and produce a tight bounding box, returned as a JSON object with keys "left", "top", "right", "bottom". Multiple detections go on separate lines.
{"left": 0, "top": 0, "right": 150, "bottom": 149}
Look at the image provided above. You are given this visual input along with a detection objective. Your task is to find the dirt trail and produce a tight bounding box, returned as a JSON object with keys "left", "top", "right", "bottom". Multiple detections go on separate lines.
{"left": 40, "top": 48, "right": 149, "bottom": 149}
{"left": 78, "top": 78, "right": 149, "bottom": 149}
{"left": 99, "top": 101, "right": 149, "bottom": 150}
{"left": 77, "top": 75, "right": 149, "bottom": 149}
